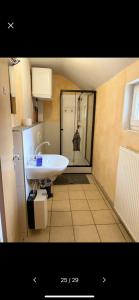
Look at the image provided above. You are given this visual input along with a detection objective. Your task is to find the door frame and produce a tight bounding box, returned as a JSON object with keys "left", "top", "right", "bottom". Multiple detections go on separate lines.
{"left": 60, "top": 89, "right": 96, "bottom": 168}
{"left": 0, "top": 161, "right": 7, "bottom": 242}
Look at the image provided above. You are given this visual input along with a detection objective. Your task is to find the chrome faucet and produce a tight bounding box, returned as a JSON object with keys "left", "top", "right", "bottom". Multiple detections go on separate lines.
{"left": 34, "top": 141, "right": 51, "bottom": 156}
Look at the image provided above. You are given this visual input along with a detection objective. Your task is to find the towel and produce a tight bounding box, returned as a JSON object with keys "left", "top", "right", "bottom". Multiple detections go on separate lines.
{"left": 72, "top": 130, "right": 81, "bottom": 151}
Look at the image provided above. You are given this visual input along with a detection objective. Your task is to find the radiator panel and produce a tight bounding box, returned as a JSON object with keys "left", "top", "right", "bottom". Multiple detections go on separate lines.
{"left": 114, "top": 146, "right": 139, "bottom": 241}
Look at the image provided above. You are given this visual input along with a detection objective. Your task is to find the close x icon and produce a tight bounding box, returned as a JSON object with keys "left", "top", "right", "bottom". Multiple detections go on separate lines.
{"left": 8, "top": 22, "right": 14, "bottom": 29}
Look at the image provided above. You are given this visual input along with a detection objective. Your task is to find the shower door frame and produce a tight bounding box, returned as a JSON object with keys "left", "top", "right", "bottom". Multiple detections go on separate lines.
{"left": 60, "top": 90, "right": 96, "bottom": 171}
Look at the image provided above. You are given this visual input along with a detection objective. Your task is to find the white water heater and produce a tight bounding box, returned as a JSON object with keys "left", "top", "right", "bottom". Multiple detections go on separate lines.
{"left": 32, "top": 67, "right": 52, "bottom": 99}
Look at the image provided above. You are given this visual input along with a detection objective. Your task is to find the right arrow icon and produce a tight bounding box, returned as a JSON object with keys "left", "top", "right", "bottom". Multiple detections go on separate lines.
{"left": 102, "top": 277, "right": 106, "bottom": 283}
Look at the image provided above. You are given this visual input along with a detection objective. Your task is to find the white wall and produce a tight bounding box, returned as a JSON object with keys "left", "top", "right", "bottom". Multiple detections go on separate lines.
{"left": 23, "top": 123, "right": 45, "bottom": 199}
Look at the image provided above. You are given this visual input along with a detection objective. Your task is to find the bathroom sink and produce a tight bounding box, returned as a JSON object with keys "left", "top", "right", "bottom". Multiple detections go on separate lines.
{"left": 25, "top": 154, "right": 69, "bottom": 180}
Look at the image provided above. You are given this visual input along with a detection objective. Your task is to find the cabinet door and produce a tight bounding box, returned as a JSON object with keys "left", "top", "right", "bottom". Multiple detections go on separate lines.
{"left": 32, "top": 68, "right": 52, "bottom": 98}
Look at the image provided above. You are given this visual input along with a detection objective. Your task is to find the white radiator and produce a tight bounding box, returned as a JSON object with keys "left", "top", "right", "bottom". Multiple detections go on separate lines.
{"left": 114, "top": 146, "right": 139, "bottom": 241}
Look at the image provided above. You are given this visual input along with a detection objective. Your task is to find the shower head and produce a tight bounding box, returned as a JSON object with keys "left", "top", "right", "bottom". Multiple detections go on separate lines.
{"left": 8, "top": 57, "right": 20, "bottom": 66}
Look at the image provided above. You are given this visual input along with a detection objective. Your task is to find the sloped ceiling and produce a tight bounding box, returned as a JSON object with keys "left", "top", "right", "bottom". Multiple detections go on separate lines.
{"left": 29, "top": 58, "right": 138, "bottom": 89}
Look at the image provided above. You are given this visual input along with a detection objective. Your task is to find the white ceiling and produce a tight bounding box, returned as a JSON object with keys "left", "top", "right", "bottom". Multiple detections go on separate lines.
{"left": 29, "top": 58, "right": 138, "bottom": 89}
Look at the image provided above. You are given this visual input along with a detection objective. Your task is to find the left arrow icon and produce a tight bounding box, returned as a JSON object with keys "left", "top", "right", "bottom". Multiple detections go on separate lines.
{"left": 33, "top": 277, "right": 37, "bottom": 283}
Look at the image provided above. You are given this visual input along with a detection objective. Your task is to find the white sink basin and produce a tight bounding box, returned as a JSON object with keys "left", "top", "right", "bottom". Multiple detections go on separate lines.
{"left": 25, "top": 154, "right": 69, "bottom": 180}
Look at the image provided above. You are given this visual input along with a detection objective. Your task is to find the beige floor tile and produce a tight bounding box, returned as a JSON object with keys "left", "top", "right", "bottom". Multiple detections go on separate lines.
{"left": 97, "top": 224, "right": 126, "bottom": 242}
{"left": 53, "top": 191, "right": 69, "bottom": 201}
{"left": 88, "top": 199, "right": 108, "bottom": 210}
{"left": 48, "top": 212, "right": 51, "bottom": 226}
{"left": 25, "top": 228, "right": 50, "bottom": 242}
{"left": 92, "top": 210, "right": 116, "bottom": 224}
{"left": 82, "top": 184, "right": 98, "bottom": 191}
{"left": 118, "top": 224, "right": 133, "bottom": 242}
{"left": 85, "top": 190, "right": 103, "bottom": 200}
{"left": 49, "top": 226, "right": 74, "bottom": 242}
{"left": 68, "top": 184, "right": 83, "bottom": 191}
{"left": 52, "top": 200, "right": 70, "bottom": 211}
{"left": 74, "top": 225, "right": 100, "bottom": 242}
{"left": 47, "top": 199, "right": 53, "bottom": 211}
{"left": 72, "top": 211, "right": 94, "bottom": 225}
{"left": 70, "top": 199, "right": 90, "bottom": 211}
{"left": 69, "top": 190, "right": 86, "bottom": 200}
{"left": 51, "top": 211, "right": 72, "bottom": 226}
{"left": 53, "top": 185, "right": 69, "bottom": 192}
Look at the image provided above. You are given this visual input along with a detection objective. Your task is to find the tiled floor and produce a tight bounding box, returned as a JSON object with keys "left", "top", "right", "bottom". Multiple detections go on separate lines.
{"left": 25, "top": 176, "right": 133, "bottom": 243}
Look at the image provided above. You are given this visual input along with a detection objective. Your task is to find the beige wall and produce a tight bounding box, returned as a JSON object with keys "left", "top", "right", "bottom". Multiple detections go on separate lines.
{"left": 93, "top": 59, "right": 139, "bottom": 203}
{"left": 12, "top": 58, "right": 34, "bottom": 126}
{"left": 0, "top": 59, "right": 19, "bottom": 241}
{"left": 43, "top": 74, "right": 79, "bottom": 122}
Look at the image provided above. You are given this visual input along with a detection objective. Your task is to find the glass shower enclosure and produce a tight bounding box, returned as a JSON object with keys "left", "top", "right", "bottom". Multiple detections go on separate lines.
{"left": 60, "top": 90, "right": 96, "bottom": 172}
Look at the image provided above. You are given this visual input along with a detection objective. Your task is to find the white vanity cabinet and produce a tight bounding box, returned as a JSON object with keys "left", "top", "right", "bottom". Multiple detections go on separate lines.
{"left": 32, "top": 67, "right": 52, "bottom": 99}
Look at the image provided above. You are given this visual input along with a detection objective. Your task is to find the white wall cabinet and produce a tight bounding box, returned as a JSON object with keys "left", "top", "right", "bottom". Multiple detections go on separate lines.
{"left": 32, "top": 67, "right": 52, "bottom": 99}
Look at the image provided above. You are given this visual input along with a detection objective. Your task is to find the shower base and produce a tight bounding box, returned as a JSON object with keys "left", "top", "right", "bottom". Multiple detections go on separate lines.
{"left": 53, "top": 173, "right": 90, "bottom": 185}
{"left": 65, "top": 166, "right": 92, "bottom": 174}
{"left": 69, "top": 160, "right": 89, "bottom": 166}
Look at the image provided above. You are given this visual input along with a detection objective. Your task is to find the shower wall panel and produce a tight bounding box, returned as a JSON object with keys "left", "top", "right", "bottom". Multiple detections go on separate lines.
{"left": 61, "top": 92, "right": 94, "bottom": 167}
{"left": 61, "top": 94, "right": 75, "bottom": 162}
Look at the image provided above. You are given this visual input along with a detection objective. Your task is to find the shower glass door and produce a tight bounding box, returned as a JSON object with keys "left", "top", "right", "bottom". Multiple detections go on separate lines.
{"left": 60, "top": 90, "right": 95, "bottom": 167}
